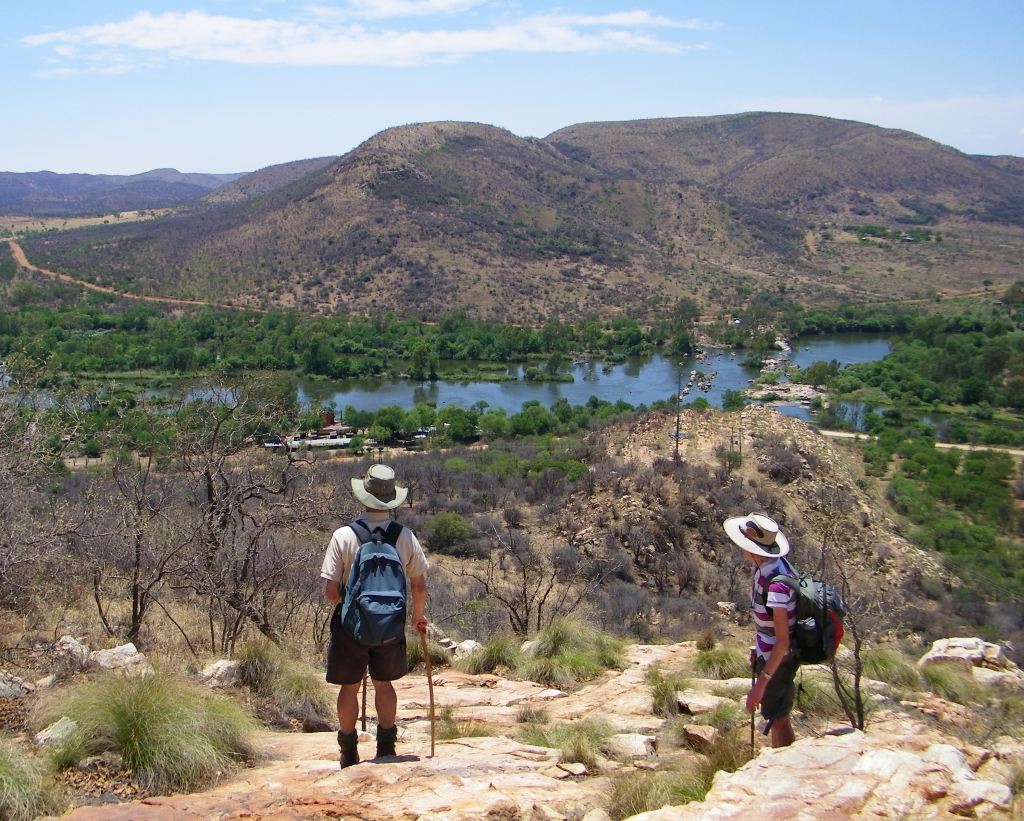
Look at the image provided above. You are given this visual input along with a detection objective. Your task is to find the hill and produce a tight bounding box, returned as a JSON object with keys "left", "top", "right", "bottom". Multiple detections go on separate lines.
{"left": 202, "top": 156, "right": 339, "bottom": 204}
{"left": 0, "top": 168, "right": 245, "bottom": 216}
{"left": 18, "top": 113, "right": 1024, "bottom": 320}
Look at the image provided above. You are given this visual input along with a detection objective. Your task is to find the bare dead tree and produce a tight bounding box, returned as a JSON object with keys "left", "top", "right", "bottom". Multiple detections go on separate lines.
{"left": 79, "top": 448, "right": 197, "bottom": 648}
{"left": 810, "top": 486, "right": 904, "bottom": 731}
{"left": 171, "top": 379, "right": 327, "bottom": 653}
{"left": 0, "top": 364, "right": 81, "bottom": 614}
{"left": 452, "top": 524, "right": 617, "bottom": 635}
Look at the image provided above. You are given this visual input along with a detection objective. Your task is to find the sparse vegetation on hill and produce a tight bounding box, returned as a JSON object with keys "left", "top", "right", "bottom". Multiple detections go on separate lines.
{"left": 16, "top": 113, "right": 1024, "bottom": 320}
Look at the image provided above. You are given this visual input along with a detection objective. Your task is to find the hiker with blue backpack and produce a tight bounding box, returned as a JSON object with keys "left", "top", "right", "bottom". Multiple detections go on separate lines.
{"left": 321, "top": 464, "right": 429, "bottom": 769}
{"left": 724, "top": 512, "right": 847, "bottom": 750}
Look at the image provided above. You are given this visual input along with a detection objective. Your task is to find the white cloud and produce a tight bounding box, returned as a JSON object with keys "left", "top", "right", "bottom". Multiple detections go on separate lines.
{"left": 23, "top": 7, "right": 709, "bottom": 71}
{"left": 733, "top": 93, "right": 1024, "bottom": 156}
{"left": 345, "top": 0, "right": 483, "bottom": 19}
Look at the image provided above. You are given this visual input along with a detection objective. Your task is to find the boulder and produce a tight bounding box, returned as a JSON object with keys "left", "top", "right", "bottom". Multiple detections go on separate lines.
{"left": 34, "top": 674, "right": 57, "bottom": 690}
{"left": 971, "top": 665, "right": 1024, "bottom": 692}
{"left": 604, "top": 732, "right": 656, "bottom": 760}
{"left": 89, "top": 643, "right": 152, "bottom": 675}
{"left": 452, "top": 640, "right": 482, "bottom": 659}
{"left": 53, "top": 635, "right": 90, "bottom": 673}
{"left": 0, "top": 672, "right": 32, "bottom": 699}
{"left": 716, "top": 602, "right": 736, "bottom": 619}
{"left": 198, "top": 659, "right": 240, "bottom": 688}
{"left": 917, "top": 637, "right": 1010, "bottom": 672}
{"left": 35, "top": 716, "right": 77, "bottom": 747}
{"left": 677, "top": 689, "right": 731, "bottom": 715}
{"left": 681, "top": 723, "right": 719, "bottom": 751}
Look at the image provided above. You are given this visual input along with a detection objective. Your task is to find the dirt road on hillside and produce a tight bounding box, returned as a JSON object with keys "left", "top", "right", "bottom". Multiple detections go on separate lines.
{"left": 820, "top": 428, "right": 1024, "bottom": 458}
{"left": 7, "top": 240, "right": 265, "bottom": 313}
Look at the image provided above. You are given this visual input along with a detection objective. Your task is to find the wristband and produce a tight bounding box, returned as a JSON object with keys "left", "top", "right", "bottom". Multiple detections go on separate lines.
{"left": 759, "top": 671, "right": 773, "bottom": 681}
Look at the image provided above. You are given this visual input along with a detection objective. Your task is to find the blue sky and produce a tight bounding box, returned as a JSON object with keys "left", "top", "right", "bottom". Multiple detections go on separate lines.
{"left": 4, "top": 1, "right": 1023, "bottom": 174}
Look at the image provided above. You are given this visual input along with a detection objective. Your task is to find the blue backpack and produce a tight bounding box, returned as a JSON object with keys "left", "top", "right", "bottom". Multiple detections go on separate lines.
{"left": 339, "top": 519, "right": 408, "bottom": 647}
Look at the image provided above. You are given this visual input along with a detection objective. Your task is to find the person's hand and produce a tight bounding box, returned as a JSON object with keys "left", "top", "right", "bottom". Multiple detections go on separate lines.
{"left": 412, "top": 613, "right": 428, "bottom": 634}
{"left": 745, "top": 678, "right": 766, "bottom": 713}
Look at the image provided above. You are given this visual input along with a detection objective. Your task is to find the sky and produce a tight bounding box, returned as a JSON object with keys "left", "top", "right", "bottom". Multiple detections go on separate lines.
{"left": 4, "top": 1, "right": 1023, "bottom": 174}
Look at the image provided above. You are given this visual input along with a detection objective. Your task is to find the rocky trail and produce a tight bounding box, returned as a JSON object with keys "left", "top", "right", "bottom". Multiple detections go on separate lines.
{"left": 50, "top": 641, "right": 1022, "bottom": 820}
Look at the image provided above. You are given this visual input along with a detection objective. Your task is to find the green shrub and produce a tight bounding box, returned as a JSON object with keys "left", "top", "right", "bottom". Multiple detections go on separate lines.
{"left": 517, "top": 718, "right": 614, "bottom": 769}
{"left": 515, "top": 704, "right": 549, "bottom": 724}
{"left": 37, "top": 673, "right": 259, "bottom": 793}
{"left": 237, "top": 640, "right": 333, "bottom": 722}
{"left": 796, "top": 674, "right": 850, "bottom": 721}
{"left": 516, "top": 617, "right": 626, "bottom": 689}
{"left": 406, "top": 636, "right": 452, "bottom": 669}
{"left": 435, "top": 707, "right": 494, "bottom": 741}
{"left": 921, "top": 662, "right": 986, "bottom": 705}
{"left": 454, "top": 635, "right": 521, "bottom": 674}
{"left": 427, "top": 512, "right": 473, "bottom": 553}
{"left": 688, "top": 701, "right": 746, "bottom": 732}
{"left": 692, "top": 646, "right": 749, "bottom": 680}
{"left": 517, "top": 657, "right": 576, "bottom": 690}
{"left": 0, "top": 739, "right": 65, "bottom": 821}
{"left": 645, "top": 666, "right": 689, "bottom": 717}
{"left": 606, "top": 729, "right": 752, "bottom": 819}
{"left": 696, "top": 630, "right": 717, "bottom": 652}
{"left": 862, "top": 648, "right": 921, "bottom": 689}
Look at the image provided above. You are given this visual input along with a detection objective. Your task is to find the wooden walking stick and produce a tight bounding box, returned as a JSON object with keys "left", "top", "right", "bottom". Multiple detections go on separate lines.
{"left": 420, "top": 630, "right": 435, "bottom": 757}
{"left": 361, "top": 672, "right": 368, "bottom": 732}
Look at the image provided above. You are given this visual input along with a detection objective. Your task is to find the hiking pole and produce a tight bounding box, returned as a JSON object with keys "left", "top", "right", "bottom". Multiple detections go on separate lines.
{"left": 361, "top": 672, "right": 368, "bottom": 732}
{"left": 749, "top": 650, "right": 756, "bottom": 756}
{"left": 420, "top": 630, "right": 435, "bottom": 757}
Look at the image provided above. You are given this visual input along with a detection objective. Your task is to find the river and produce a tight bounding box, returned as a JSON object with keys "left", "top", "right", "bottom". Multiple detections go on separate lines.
{"left": 293, "top": 333, "right": 894, "bottom": 416}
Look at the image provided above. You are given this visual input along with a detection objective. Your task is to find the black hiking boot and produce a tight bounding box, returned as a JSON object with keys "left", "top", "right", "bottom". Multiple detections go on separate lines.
{"left": 338, "top": 730, "right": 359, "bottom": 769}
{"left": 376, "top": 725, "right": 398, "bottom": 758}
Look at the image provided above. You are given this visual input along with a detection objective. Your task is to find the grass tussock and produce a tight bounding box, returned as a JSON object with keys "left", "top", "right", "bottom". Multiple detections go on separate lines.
{"left": 0, "top": 739, "right": 66, "bottom": 821}
{"left": 236, "top": 640, "right": 333, "bottom": 722}
{"left": 454, "top": 635, "right": 522, "bottom": 675}
{"left": 517, "top": 618, "right": 626, "bottom": 689}
{"left": 515, "top": 704, "right": 549, "bottom": 724}
{"left": 435, "top": 706, "right": 495, "bottom": 741}
{"left": 645, "top": 666, "right": 689, "bottom": 717}
{"left": 861, "top": 648, "right": 921, "bottom": 689}
{"left": 921, "top": 662, "right": 986, "bottom": 705}
{"left": 692, "top": 646, "right": 750, "bottom": 680}
{"left": 517, "top": 718, "right": 614, "bottom": 770}
{"left": 687, "top": 701, "right": 746, "bottom": 733}
{"left": 36, "top": 673, "right": 259, "bottom": 794}
{"left": 795, "top": 674, "right": 850, "bottom": 721}
{"left": 606, "top": 729, "right": 753, "bottom": 819}
{"left": 406, "top": 636, "right": 452, "bottom": 669}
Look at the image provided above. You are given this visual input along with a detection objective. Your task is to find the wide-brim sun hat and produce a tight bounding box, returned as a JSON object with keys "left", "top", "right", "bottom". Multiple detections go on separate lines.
{"left": 723, "top": 512, "right": 790, "bottom": 558}
{"left": 351, "top": 464, "right": 408, "bottom": 510}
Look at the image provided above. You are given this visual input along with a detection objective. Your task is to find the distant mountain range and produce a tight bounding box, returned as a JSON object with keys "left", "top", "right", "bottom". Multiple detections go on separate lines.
{"left": 17, "top": 113, "right": 1024, "bottom": 320}
{"left": 0, "top": 168, "right": 245, "bottom": 215}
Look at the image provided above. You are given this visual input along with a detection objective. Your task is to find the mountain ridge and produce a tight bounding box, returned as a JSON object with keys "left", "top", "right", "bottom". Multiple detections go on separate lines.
{"left": 17, "top": 112, "right": 1024, "bottom": 320}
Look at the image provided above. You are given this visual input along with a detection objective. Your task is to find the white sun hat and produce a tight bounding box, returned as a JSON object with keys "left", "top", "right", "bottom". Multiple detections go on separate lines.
{"left": 350, "top": 464, "right": 408, "bottom": 510}
{"left": 723, "top": 513, "right": 790, "bottom": 558}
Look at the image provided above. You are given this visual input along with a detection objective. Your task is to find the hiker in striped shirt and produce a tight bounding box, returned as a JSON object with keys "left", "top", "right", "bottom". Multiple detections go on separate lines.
{"left": 724, "top": 512, "right": 799, "bottom": 748}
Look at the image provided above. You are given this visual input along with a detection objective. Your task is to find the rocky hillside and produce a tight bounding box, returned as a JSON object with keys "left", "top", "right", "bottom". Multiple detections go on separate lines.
{"left": 16, "top": 638, "right": 1021, "bottom": 819}
{"left": 19, "top": 113, "right": 1024, "bottom": 320}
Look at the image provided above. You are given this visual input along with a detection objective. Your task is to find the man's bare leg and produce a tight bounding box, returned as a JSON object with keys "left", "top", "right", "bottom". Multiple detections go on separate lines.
{"left": 372, "top": 679, "right": 397, "bottom": 728}
{"left": 337, "top": 682, "right": 361, "bottom": 733}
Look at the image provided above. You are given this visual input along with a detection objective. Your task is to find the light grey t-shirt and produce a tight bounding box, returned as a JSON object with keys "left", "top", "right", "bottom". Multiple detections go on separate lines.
{"left": 320, "top": 510, "right": 428, "bottom": 584}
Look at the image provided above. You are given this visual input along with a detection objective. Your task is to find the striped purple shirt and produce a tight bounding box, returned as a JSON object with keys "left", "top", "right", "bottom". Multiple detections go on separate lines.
{"left": 751, "top": 557, "right": 797, "bottom": 661}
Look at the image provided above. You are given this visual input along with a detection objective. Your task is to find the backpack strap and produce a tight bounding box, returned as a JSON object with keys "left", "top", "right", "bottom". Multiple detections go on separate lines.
{"left": 760, "top": 571, "right": 799, "bottom": 609}
{"left": 350, "top": 518, "right": 403, "bottom": 546}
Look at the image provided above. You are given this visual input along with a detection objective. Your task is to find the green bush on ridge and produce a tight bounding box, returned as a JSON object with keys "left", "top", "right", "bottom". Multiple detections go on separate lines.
{"left": 36, "top": 673, "right": 259, "bottom": 794}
